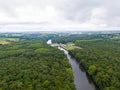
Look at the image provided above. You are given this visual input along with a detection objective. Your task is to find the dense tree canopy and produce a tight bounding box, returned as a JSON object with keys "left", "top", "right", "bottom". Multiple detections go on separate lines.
{"left": 1, "top": 32, "right": 120, "bottom": 90}
{"left": 70, "top": 39, "right": 120, "bottom": 90}
{"left": 52, "top": 34, "right": 111, "bottom": 44}
{"left": 0, "top": 38, "right": 75, "bottom": 90}
{"left": 52, "top": 33, "right": 120, "bottom": 90}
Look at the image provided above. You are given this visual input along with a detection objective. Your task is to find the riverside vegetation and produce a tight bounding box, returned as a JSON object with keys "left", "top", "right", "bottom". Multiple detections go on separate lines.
{"left": 0, "top": 36, "right": 75, "bottom": 90}
{"left": 52, "top": 33, "right": 120, "bottom": 90}
{"left": 70, "top": 39, "right": 120, "bottom": 90}
{"left": 0, "top": 32, "right": 120, "bottom": 90}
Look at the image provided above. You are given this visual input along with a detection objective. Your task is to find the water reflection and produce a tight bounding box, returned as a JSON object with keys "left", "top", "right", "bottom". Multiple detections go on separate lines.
{"left": 47, "top": 40, "right": 96, "bottom": 90}
{"left": 58, "top": 46, "right": 96, "bottom": 90}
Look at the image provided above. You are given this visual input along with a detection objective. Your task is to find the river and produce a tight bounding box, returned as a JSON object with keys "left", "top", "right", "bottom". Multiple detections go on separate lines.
{"left": 47, "top": 40, "right": 96, "bottom": 90}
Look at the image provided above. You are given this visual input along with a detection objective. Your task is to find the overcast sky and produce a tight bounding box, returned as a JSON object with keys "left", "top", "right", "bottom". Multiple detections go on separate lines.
{"left": 0, "top": 0, "right": 120, "bottom": 32}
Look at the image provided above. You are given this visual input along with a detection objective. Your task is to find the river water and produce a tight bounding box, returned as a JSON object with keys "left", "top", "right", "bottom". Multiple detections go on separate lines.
{"left": 47, "top": 40, "right": 96, "bottom": 90}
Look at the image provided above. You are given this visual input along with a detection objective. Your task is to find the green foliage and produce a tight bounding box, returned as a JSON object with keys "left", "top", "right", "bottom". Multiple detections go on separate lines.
{"left": 43, "top": 80, "right": 50, "bottom": 87}
{"left": 52, "top": 34, "right": 107, "bottom": 44}
{"left": 0, "top": 38, "right": 19, "bottom": 44}
{"left": 70, "top": 39, "right": 120, "bottom": 90}
{"left": 88, "top": 65, "right": 97, "bottom": 75}
{"left": 0, "top": 38, "right": 75, "bottom": 90}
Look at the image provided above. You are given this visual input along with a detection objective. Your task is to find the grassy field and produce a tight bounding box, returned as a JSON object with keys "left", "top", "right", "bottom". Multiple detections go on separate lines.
{"left": 0, "top": 38, "right": 19, "bottom": 44}
{"left": 61, "top": 43, "right": 82, "bottom": 50}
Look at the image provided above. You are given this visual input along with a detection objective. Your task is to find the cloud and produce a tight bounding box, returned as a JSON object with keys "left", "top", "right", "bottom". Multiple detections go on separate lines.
{"left": 0, "top": 0, "right": 120, "bottom": 31}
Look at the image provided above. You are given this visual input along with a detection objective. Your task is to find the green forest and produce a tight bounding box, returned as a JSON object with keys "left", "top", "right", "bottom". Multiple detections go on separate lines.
{"left": 0, "top": 32, "right": 120, "bottom": 90}
{"left": 0, "top": 37, "right": 75, "bottom": 90}
{"left": 52, "top": 33, "right": 120, "bottom": 90}
{"left": 52, "top": 34, "right": 109, "bottom": 44}
{"left": 70, "top": 39, "right": 120, "bottom": 90}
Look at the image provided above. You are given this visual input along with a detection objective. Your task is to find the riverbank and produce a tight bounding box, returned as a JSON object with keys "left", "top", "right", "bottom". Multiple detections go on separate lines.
{"left": 68, "top": 39, "right": 120, "bottom": 90}
{"left": 47, "top": 40, "right": 81, "bottom": 50}
{"left": 58, "top": 46, "right": 96, "bottom": 90}
{"left": 69, "top": 51, "right": 99, "bottom": 90}
{"left": 47, "top": 40, "right": 96, "bottom": 90}
{"left": 59, "top": 43, "right": 82, "bottom": 50}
